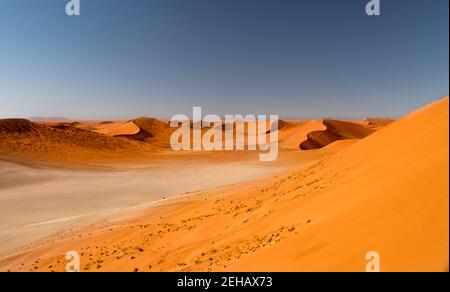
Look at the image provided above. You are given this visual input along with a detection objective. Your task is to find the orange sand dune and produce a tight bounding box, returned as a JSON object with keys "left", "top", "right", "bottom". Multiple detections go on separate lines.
{"left": 299, "top": 119, "right": 375, "bottom": 150}
{"left": 94, "top": 121, "right": 140, "bottom": 137}
{"left": 1, "top": 97, "right": 447, "bottom": 272}
{"left": 117, "top": 117, "right": 175, "bottom": 148}
{"left": 39, "top": 120, "right": 98, "bottom": 131}
{"left": 0, "top": 119, "right": 151, "bottom": 164}
{"left": 279, "top": 119, "right": 376, "bottom": 150}
{"left": 266, "top": 119, "right": 295, "bottom": 134}
{"left": 278, "top": 120, "right": 324, "bottom": 149}
{"left": 125, "top": 117, "right": 170, "bottom": 140}
{"left": 232, "top": 97, "right": 448, "bottom": 271}
{"left": 1, "top": 116, "right": 378, "bottom": 164}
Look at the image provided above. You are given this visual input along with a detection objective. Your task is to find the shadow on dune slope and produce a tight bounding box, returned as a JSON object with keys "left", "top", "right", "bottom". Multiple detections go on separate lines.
{"left": 299, "top": 119, "right": 375, "bottom": 150}
{"left": 116, "top": 117, "right": 171, "bottom": 142}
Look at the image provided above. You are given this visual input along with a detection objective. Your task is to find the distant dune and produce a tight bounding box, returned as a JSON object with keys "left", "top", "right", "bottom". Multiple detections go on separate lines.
{"left": 0, "top": 119, "right": 39, "bottom": 134}
{"left": 362, "top": 117, "right": 395, "bottom": 130}
{"left": 99, "top": 121, "right": 114, "bottom": 125}
{"left": 4, "top": 97, "right": 447, "bottom": 272}
{"left": 266, "top": 119, "right": 294, "bottom": 133}
{"left": 94, "top": 121, "right": 140, "bottom": 137}
{"left": 0, "top": 118, "right": 149, "bottom": 163}
{"left": 278, "top": 120, "right": 325, "bottom": 149}
{"left": 278, "top": 119, "right": 377, "bottom": 150}
{"left": 54, "top": 121, "right": 81, "bottom": 129}
{"left": 119, "top": 117, "right": 170, "bottom": 141}
{"left": 116, "top": 117, "right": 175, "bottom": 149}
{"left": 0, "top": 115, "right": 389, "bottom": 164}
{"left": 299, "top": 119, "right": 375, "bottom": 150}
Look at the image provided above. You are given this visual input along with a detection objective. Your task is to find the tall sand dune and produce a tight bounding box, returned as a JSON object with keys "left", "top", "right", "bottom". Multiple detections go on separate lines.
{"left": 230, "top": 97, "right": 448, "bottom": 271}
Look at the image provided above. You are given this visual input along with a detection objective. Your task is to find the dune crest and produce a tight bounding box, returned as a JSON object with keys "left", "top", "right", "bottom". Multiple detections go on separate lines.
{"left": 299, "top": 119, "right": 375, "bottom": 150}
{"left": 115, "top": 117, "right": 171, "bottom": 142}
{"left": 278, "top": 119, "right": 375, "bottom": 150}
{"left": 278, "top": 120, "right": 325, "bottom": 149}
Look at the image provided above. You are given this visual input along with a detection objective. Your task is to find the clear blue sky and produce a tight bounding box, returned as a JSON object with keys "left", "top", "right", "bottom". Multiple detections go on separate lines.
{"left": 0, "top": 0, "right": 448, "bottom": 119}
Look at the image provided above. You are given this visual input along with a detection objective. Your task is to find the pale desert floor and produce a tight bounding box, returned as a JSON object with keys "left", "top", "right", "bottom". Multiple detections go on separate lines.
{"left": 0, "top": 150, "right": 324, "bottom": 259}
